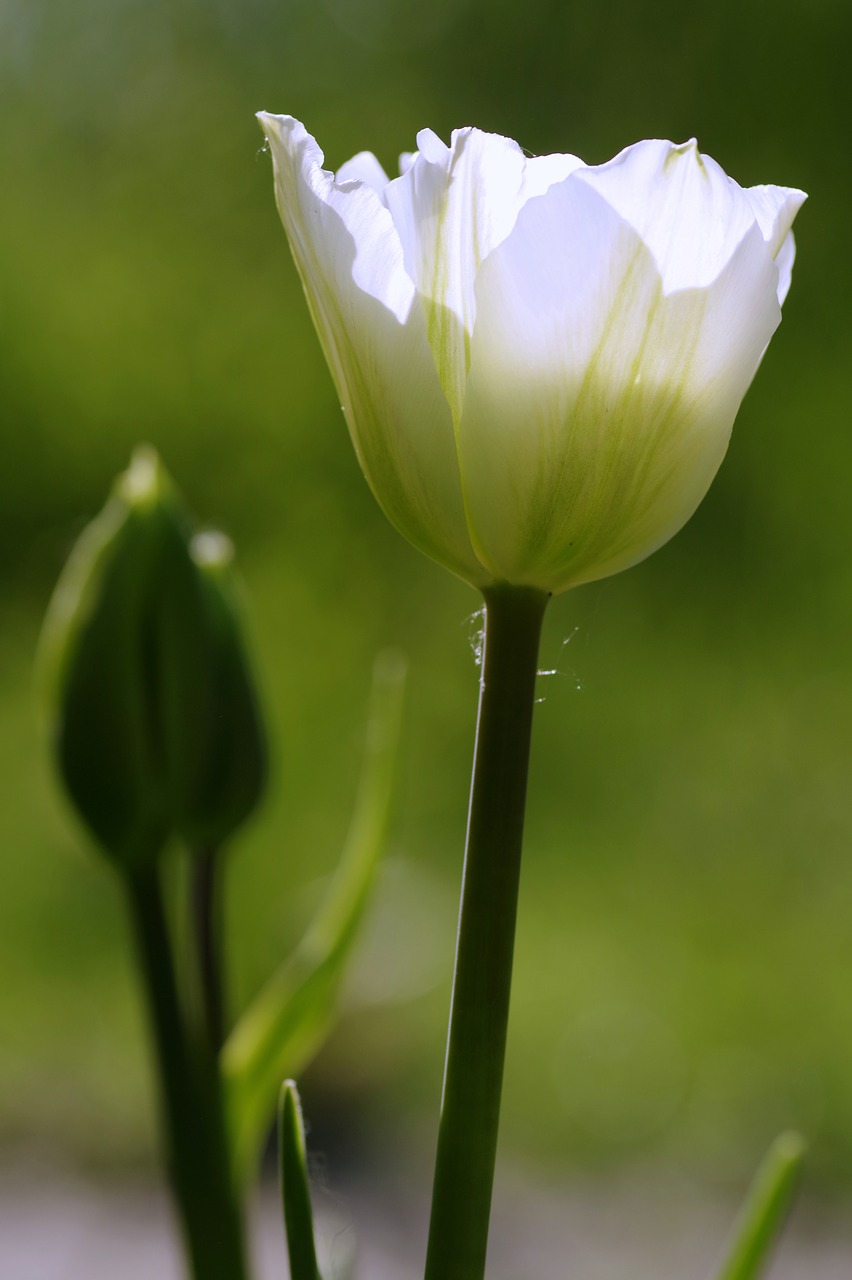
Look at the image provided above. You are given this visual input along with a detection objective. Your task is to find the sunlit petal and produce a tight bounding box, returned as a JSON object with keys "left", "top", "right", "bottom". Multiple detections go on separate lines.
{"left": 460, "top": 177, "right": 781, "bottom": 590}
{"left": 576, "top": 139, "right": 757, "bottom": 291}
{"left": 257, "top": 112, "right": 485, "bottom": 582}
{"left": 336, "top": 150, "right": 392, "bottom": 195}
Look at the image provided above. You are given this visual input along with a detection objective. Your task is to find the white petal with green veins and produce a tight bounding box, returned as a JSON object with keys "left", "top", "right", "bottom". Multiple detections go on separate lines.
{"left": 385, "top": 128, "right": 583, "bottom": 427}
{"left": 258, "top": 112, "right": 486, "bottom": 584}
{"left": 459, "top": 177, "right": 782, "bottom": 591}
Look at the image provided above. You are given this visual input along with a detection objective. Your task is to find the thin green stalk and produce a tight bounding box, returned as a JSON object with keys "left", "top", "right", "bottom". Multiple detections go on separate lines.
{"left": 424, "top": 584, "right": 549, "bottom": 1280}
{"left": 191, "top": 846, "right": 225, "bottom": 1052}
{"left": 125, "top": 865, "right": 249, "bottom": 1280}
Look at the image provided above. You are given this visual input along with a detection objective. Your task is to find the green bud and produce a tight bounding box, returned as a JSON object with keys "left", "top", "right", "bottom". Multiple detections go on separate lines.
{"left": 179, "top": 529, "right": 268, "bottom": 850}
{"left": 40, "top": 448, "right": 267, "bottom": 868}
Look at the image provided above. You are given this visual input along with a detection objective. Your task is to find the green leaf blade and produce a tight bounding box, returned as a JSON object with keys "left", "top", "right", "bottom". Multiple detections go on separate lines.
{"left": 222, "top": 651, "right": 407, "bottom": 1184}
{"left": 278, "top": 1080, "right": 322, "bottom": 1280}
{"left": 714, "top": 1131, "right": 805, "bottom": 1280}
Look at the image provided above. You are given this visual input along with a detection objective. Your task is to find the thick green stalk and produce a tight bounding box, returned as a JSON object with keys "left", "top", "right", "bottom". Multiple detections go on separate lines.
{"left": 125, "top": 866, "right": 248, "bottom": 1280}
{"left": 424, "top": 584, "right": 549, "bottom": 1280}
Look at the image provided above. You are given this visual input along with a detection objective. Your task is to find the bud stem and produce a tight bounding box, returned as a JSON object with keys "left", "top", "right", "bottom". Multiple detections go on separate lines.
{"left": 191, "top": 846, "right": 226, "bottom": 1052}
{"left": 125, "top": 866, "right": 248, "bottom": 1280}
{"left": 424, "top": 584, "right": 549, "bottom": 1280}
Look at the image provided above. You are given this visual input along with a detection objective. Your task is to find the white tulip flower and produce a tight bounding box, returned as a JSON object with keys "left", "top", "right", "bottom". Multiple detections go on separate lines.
{"left": 257, "top": 114, "right": 805, "bottom": 594}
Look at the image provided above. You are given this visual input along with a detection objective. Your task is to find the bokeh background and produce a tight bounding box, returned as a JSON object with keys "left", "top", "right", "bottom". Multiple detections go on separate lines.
{"left": 3, "top": 0, "right": 852, "bottom": 1262}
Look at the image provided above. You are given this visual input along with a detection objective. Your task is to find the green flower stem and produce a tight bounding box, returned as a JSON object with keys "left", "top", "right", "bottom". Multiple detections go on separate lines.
{"left": 191, "top": 846, "right": 225, "bottom": 1051}
{"left": 125, "top": 865, "right": 248, "bottom": 1280}
{"left": 424, "top": 584, "right": 549, "bottom": 1280}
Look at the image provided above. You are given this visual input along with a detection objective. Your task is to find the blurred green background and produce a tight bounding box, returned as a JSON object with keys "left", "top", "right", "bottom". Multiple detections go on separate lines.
{"left": 2, "top": 0, "right": 851, "bottom": 1211}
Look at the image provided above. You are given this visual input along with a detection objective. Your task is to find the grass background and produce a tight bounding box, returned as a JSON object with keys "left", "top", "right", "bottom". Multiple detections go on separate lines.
{"left": 2, "top": 0, "right": 852, "bottom": 1209}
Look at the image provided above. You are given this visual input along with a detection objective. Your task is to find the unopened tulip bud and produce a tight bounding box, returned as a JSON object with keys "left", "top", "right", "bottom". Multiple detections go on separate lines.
{"left": 40, "top": 449, "right": 266, "bottom": 868}
{"left": 178, "top": 530, "right": 267, "bottom": 850}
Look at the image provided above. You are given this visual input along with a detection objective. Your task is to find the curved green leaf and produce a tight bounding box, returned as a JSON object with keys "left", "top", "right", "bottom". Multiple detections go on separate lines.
{"left": 222, "top": 650, "right": 407, "bottom": 1184}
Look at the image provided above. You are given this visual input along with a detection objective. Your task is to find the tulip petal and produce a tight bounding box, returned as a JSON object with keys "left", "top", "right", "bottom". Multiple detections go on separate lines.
{"left": 460, "top": 175, "right": 782, "bottom": 592}
{"left": 743, "top": 183, "right": 807, "bottom": 260}
{"left": 773, "top": 230, "right": 797, "bottom": 306}
{"left": 336, "top": 150, "right": 392, "bottom": 194}
{"left": 522, "top": 150, "right": 586, "bottom": 199}
{"left": 257, "top": 113, "right": 486, "bottom": 584}
{"left": 385, "top": 128, "right": 582, "bottom": 424}
{"left": 576, "top": 139, "right": 760, "bottom": 292}
{"left": 743, "top": 184, "right": 806, "bottom": 304}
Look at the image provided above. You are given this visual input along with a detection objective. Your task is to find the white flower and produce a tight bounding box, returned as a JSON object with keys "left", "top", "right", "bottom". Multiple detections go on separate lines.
{"left": 257, "top": 114, "right": 805, "bottom": 594}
